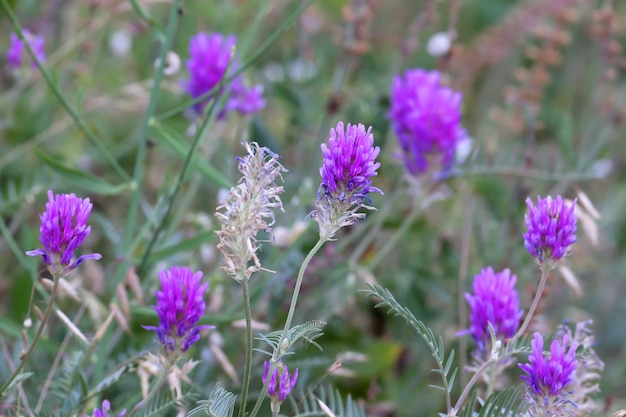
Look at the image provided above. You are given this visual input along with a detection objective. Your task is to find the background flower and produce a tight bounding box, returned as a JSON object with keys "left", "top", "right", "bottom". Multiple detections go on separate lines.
{"left": 389, "top": 68, "right": 466, "bottom": 176}
{"left": 7, "top": 30, "right": 46, "bottom": 69}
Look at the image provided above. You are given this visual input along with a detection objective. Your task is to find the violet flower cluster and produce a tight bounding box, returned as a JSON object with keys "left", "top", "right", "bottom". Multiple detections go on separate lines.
{"left": 519, "top": 333, "right": 579, "bottom": 417}
{"left": 389, "top": 69, "right": 467, "bottom": 176}
{"left": 87, "top": 400, "right": 126, "bottom": 417}
{"left": 215, "top": 142, "right": 286, "bottom": 281}
{"left": 26, "top": 190, "right": 101, "bottom": 276}
{"left": 523, "top": 195, "right": 577, "bottom": 265}
{"left": 463, "top": 267, "right": 523, "bottom": 353}
{"left": 309, "top": 121, "right": 382, "bottom": 239}
{"left": 143, "top": 266, "right": 212, "bottom": 354}
{"left": 262, "top": 361, "right": 298, "bottom": 403}
{"left": 7, "top": 30, "right": 46, "bottom": 69}
{"left": 182, "top": 32, "right": 265, "bottom": 117}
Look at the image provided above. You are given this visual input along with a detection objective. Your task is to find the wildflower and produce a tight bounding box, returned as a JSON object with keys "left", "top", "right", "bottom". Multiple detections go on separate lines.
{"left": 262, "top": 361, "right": 298, "bottom": 413}
{"left": 523, "top": 196, "right": 577, "bottom": 265}
{"left": 309, "top": 121, "right": 382, "bottom": 239}
{"left": 519, "top": 333, "right": 579, "bottom": 417}
{"left": 463, "top": 267, "right": 523, "bottom": 352}
{"left": 26, "top": 190, "right": 101, "bottom": 276}
{"left": 182, "top": 32, "right": 265, "bottom": 117}
{"left": 143, "top": 266, "right": 212, "bottom": 354}
{"left": 389, "top": 69, "right": 466, "bottom": 176}
{"left": 88, "top": 400, "right": 126, "bottom": 417}
{"left": 215, "top": 142, "right": 286, "bottom": 281}
{"left": 7, "top": 30, "right": 46, "bottom": 69}
{"left": 556, "top": 321, "right": 604, "bottom": 416}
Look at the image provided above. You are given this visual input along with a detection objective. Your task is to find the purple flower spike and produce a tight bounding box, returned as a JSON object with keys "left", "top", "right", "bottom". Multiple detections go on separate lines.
{"left": 523, "top": 195, "right": 577, "bottom": 264}
{"left": 310, "top": 122, "right": 382, "bottom": 239}
{"left": 263, "top": 361, "right": 298, "bottom": 403}
{"left": 463, "top": 267, "right": 523, "bottom": 352}
{"left": 143, "top": 266, "right": 212, "bottom": 354}
{"left": 88, "top": 400, "right": 126, "bottom": 417}
{"left": 7, "top": 30, "right": 46, "bottom": 69}
{"left": 519, "top": 333, "right": 579, "bottom": 416}
{"left": 389, "top": 69, "right": 466, "bottom": 176}
{"left": 26, "top": 190, "right": 101, "bottom": 276}
{"left": 182, "top": 32, "right": 265, "bottom": 117}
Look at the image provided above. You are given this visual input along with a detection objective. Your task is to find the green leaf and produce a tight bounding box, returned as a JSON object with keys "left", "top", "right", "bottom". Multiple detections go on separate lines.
{"left": 149, "top": 230, "right": 217, "bottom": 262}
{"left": 187, "top": 385, "right": 237, "bottom": 417}
{"left": 151, "top": 122, "right": 231, "bottom": 189}
{"left": 34, "top": 150, "right": 130, "bottom": 195}
{"left": 1, "top": 372, "right": 33, "bottom": 399}
{"left": 478, "top": 385, "right": 527, "bottom": 417}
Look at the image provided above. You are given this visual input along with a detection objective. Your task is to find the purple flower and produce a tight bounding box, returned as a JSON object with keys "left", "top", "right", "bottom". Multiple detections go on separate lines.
{"left": 523, "top": 196, "right": 577, "bottom": 263}
{"left": 182, "top": 32, "right": 265, "bottom": 117}
{"left": 463, "top": 267, "right": 523, "bottom": 351}
{"left": 87, "top": 400, "right": 126, "bottom": 417}
{"left": 26, "top": 190, "right": 101, "bottom": 276}
{"left": 7, "top": 30, "right": 46, "bottom": 69}
{"left": 519, "top": 333, "right": 579, "bottom": 416}
{"left": 389, "top": 69, "right": 466, "bottom": 176}
{"left": 310, "top": 122, "right": 382, "bottom": 239}
{"left": 143, "top": 266, "right": 212, "bottom": 353}
{"left": 262, "top": 361, "right": 298, "bottom": 402}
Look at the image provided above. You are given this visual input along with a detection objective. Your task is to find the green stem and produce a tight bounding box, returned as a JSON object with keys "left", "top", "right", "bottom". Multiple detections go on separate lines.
{"left": 238, "top": 276, "right": 254, "bottom": 417}
{"left": 136, "top": 58, "right": 227, "bottom": 276}
{"left": 514, "top": 266, "right": 551, "bottom": 340}
{"left": 0, "top": 0, "right": 130, "bottom": 182}
{"left": 122, "top": 0, "right": 181, "bottom": 255}
{"left": 450, "top": 357, "right": 497, "bottom": 416}
{"left": 247, "top": 236, "right": 328, "bottom": 417}
{"left": 0, "top": 271, "right": 60, "bottom": 398}
{"left": 366, "top": 201, "right": 423, "bottom": 270}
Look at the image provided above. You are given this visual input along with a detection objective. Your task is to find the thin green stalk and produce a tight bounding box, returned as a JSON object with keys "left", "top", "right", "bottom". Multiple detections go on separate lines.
{"left": 451, "top": 356, "right": 497, "bottom": 416}
{"left": 1, "top": 0, "right": 130, "bottom": 182}
{"left": 122, "top": 0, "right": 181, "bottom": 255}
{"left": 247, "top": 236, "right": 328, "bottom": 417}
{"left": 366, "top": 201, "right": 423, "bottom": 270}
{"left": 136, "top": 62, "right": 227, "bottom": 276}
{"left": 0, "top": 271, "right": 60, "bottom": 398}
{"left": 238, "top": 276, "right": 254, "bottom": 417}
{"left": 514, "top": 266, "right": 551, "bottom": 340}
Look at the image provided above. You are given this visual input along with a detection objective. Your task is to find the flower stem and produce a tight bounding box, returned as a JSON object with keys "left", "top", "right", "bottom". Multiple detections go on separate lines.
{"left": 238, "top": 276, "right": 254, "bottom": 417}
{"left": 450, "top": 357, "right": 497, "bottom": 416}
{"left": 247, "top": 236, "right": 328, "bottom": 417}
{"left": 0, "top": 272, "right": 60, "bottom": 398}
{"left": 514, "top": 266, "right": 551, "bottom": 340}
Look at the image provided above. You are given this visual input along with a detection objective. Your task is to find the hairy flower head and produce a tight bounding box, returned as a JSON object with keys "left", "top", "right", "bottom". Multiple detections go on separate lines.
{"left": 182, "top": 32, "right": 265, "bottom": 117}
{"left": 7, "top": 30, "right": 46, "bottom": 69}
{"left": 519, "top": 332, "right": 579, "bottom": 416}
{"left": 463, "top": 267, "right": 523, "bottom": 353}
{"left": 215, "top": 142, "right": 286, "bottom": 281}
{"left": 26, "top": 190, "right": 101, "bottom": 276}
{"left": 143, "top": 266, "right": 211, "bottom": 355}
{"left": 310, "top": 121, "right": 382, "bottom": 239}
{"left": 389, "top": 68, "right": 466, "bottom": 176}
{"left": 523, "top": 195, "right": 577, "bottom": 265}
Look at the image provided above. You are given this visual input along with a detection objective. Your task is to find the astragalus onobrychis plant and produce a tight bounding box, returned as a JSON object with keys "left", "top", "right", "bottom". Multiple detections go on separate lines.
{"left": 1, "top": 1, "right": 624, "bottom": 417}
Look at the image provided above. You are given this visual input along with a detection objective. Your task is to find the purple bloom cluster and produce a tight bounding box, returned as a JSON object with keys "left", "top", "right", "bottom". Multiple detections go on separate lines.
{"left": 389, "top": 69, "right": 466, "bottom": 176}
{"left": 182, "top": 32, "right": 265, "bottom": 116}
{"left": 310, "top": 122, "right": 382, "bottom": 239}
{"left": 520, "top": 333, "right": 579, "bottom": 415}
{"left": 7, "top": 30, "right": 46, "bottom": 69}
{"left": 319, "top": 122, "right": 382, "bottom": 203}
{"left": 262, "top": 361, "right": 298, "bottom": 403}
{"left": 523, "top": 196, "right": 577, "bottom": 263}
{"left": 463, "top": 267, "right": 523, "bottom": 351}
{"left": 26, "top": 190, "right": 101, "bottom": 276}
{"left": 87, "top": 400, "right": 126, "bottom": 417}
{"left": 143, "top": 266, "right": 212, "bottom": 353}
